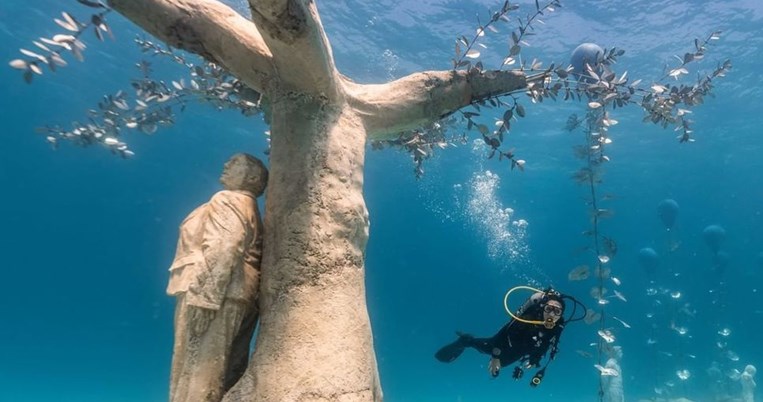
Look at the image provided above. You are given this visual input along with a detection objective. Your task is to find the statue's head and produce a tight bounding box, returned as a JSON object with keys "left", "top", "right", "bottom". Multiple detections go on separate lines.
{"left": 608, "top": 345, "right": 623, "bottom": 360}
{"left": 220, "top": 153, "right": 268, "bottom": 196}
{"left": 744, "top": 365, "right": 757, "bottom": 376}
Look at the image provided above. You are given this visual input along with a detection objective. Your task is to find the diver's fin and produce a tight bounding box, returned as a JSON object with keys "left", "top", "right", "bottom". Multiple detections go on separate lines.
{"left": 435, "top": 340, "right": 465, "bottom": 363}
{"left": 435, "top": 332, "right": 473, "bottom": 363}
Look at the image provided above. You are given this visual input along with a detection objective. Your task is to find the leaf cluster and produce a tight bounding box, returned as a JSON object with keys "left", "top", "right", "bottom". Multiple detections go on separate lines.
{"left": 452, "top": 0, "right": 562, "bottom": 73}
{"left": 36, "top": 36, "right": 262, "bottom": 156}
{"left": 9, "top": 2, "right": 112, "bottom": 83}
{"left": 521, "top": 33, "right": 730, "bottom": 146}
{"left": 371, "top": 118, "right": 466, "bottom": 178}
{"left": 567, "top": 105, "right": 623, "bottom": 364}
{"left": 459, "top": 96, "right": 527, "bottom": 171}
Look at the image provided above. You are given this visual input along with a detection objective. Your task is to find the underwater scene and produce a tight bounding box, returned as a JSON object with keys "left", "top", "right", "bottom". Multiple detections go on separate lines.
{"left": 1, "top": 0, "right": 762, "bottom": 401}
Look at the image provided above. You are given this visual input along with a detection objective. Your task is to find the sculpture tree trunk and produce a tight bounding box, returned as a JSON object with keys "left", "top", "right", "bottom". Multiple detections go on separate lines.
{"left": 223, "top": 97, "right": 380, "bottom": 401}
{"left": 107, "top": 0, "right": 533, "bottom": 400}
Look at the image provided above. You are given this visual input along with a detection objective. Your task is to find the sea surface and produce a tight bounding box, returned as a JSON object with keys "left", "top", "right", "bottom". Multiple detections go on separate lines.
{"left": 1, "top": 0, "right": 762, "bottom": 401}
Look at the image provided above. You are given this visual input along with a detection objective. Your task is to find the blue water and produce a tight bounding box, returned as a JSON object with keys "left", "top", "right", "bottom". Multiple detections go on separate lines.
{"left": 1, "top": 0, "right": 762, "bottom": 401}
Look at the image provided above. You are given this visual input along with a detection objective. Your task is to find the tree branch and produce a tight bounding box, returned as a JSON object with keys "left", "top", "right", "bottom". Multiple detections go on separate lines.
{"left": 344, "top": 70, "right": 534, "bottom": 140}
{"left": 108, "top": 0, "right": 274, "bottom": 94}
{"left": 248, "top": 0, "right": 339, "bottom": 99}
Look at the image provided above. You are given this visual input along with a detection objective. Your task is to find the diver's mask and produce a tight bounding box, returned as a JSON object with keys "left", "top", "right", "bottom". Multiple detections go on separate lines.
{"left": 542, "top": 301, "right": 563, "bottom": 329}
{"left": 543, "top": 304, "right": 563, "bottom": 315}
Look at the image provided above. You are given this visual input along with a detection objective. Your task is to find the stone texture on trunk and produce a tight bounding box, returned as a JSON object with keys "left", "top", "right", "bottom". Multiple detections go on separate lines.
{"left": 248, "top": 0, "right": 340, "bottom": 99}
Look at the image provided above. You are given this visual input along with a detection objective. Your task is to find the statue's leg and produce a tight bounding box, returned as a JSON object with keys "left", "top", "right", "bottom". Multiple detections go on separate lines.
{"left": 224, "top": 301, "right": 259, "bottom": 392}
{"left": 186, "top": 300, "right": 249, "bottom": 402}
{"left": 170, "top": 298, "right": 249, "bottom": 402}
{"left": 169, "top": 295, "right": 192, "bottom": 402}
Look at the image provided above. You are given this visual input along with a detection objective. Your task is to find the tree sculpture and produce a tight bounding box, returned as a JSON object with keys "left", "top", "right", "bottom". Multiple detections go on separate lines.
{"left": 9, "top": 0, "right": 730, "bottom": 400}
{"left": 108, "top": 1, "right": 533, "bottom": 400}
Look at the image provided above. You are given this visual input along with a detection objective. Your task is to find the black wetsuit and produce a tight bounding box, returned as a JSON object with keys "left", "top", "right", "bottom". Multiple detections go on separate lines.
{"left": 464, "top": 309, "right": 564, "bottom": 368}
{"left": 436, "top": 292, "right": 564, "bottom": 370}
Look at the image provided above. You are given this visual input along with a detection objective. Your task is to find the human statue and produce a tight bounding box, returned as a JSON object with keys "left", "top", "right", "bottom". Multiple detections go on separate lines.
{"left": 166, "top": 153, "right": 268, "bottom": 402}
{"left": 602, "top": 346, "right": 624, "bottom": 402}
{"left": 740, "top": 364, "right": 757, "bottom": 402}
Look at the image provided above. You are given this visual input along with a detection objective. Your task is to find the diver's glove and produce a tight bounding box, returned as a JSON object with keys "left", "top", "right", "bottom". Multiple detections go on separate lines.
{"left": 512, "top": 366, "right": 524, "bottom": 380}
{"left": 488, "top": 357, "right": 501, "bottom": 378}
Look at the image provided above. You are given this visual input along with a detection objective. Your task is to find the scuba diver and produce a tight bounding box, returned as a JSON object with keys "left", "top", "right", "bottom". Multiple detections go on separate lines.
{"left": 435, "top": 286, "right": 584, "bottom": 387}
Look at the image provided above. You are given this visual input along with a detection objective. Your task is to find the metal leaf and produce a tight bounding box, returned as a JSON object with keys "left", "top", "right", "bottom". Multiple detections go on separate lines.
{"left": 62, "top": 12, "right": 78, "bottom": 29}
{"left": 9, "top": 59, "right": 28, "bottom": 69}
{"left": 77, "top": 0, "right": 107, "bottom": 7}
{"left": 19, "top": 48, "right": 46, "bottom": 62}
{"left": 29, "top": 63, "right": 43, "bottom": 75}
{"left": 509, "top": 44, "right": 521, "bottom": 56}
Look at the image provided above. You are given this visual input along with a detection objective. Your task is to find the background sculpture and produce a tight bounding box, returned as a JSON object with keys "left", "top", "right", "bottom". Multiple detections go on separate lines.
{"left": 741, "top": 364, "right": 757, "bottom": 402}
{"left": 602, "top": 346, "right": 624, "bottom": 402}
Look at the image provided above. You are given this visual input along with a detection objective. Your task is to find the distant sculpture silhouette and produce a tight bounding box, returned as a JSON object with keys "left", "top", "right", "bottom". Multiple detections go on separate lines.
{"left": 638, "top": 247, "right": 660, "bottom": 277}
{"left": 702, "top": 224, "right": 726, "bottom": 255}
{"left": 657, "top": 199, "right": 679, "bottom": 230}
{"left": 602, "top": 346, "right": 624, "bottom": 402}
{"left": 741, "top": 364, "right": 756, "bottom": 402}
{"left": 166, "top": 153, "right": 268, "bottom": 402}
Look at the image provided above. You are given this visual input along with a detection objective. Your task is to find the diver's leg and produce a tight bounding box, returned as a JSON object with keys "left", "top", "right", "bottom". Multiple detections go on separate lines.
{"left": 435, "top": 332, "right": 493, "bottom": 362}
{"left": 480, "top": 322, "right": 515, "bottom": 361}
{"left": 461, "top": 335, "right": 495, "bottom": 356}
{"left": 435, "top": 333, "right": 467, "bottom": 362}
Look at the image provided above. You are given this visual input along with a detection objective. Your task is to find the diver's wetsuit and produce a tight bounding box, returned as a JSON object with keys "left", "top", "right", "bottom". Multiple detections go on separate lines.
{"left": 464, "top": 311, "right": 563, "bottom": 368}
{"left": 435, "top": 292, "right": 564, "bottom": 369}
